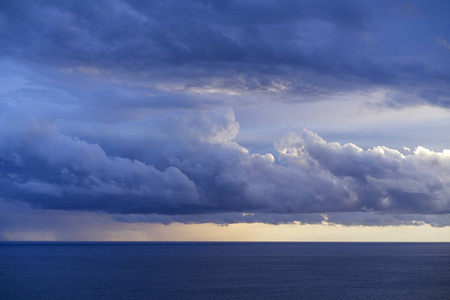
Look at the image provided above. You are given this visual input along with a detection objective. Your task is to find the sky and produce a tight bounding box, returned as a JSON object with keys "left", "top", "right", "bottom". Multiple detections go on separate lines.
{"left": 1, "top": 0, "right": 450, "bottom": 241}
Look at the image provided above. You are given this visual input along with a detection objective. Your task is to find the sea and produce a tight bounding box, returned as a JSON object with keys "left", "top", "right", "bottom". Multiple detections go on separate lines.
{"left": 1, "top": 242, "right": 449, "bottom": 299}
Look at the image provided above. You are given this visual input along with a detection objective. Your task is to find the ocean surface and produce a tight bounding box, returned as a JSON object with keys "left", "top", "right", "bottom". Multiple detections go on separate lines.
{"left": 0, "top": 242, "right": 449, "bottom": 300}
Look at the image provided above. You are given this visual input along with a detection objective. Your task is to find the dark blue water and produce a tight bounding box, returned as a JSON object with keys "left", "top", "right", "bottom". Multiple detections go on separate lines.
{"left": 1, "top": 242, "right": 449, "bottom": 300}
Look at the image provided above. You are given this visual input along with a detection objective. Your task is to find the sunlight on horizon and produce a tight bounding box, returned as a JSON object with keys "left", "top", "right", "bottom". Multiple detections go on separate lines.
{"left": 4, "top": 222, "right": 450, "bottom": 242}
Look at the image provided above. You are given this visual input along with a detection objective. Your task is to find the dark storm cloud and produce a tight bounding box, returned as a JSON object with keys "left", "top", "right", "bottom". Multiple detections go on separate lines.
{"left": 0, "top": 113, "right": 200, "bottom": 214}
{"left": 1, "top": 108, "right": 449, "bottom": 224}
{"left": 419, "top": 90, "right": 450, "bottom": 108}
{"left": 0, "top": 0, "right": 369, "bottom": 66}
{"left": 1, "top": 1, "right": 450, "bottom": 228}
{"left": 1, "top": 0, "right": 449, "bottom": 104}
{"left": 112, "top": 211, "right": 450, "bottom": 228}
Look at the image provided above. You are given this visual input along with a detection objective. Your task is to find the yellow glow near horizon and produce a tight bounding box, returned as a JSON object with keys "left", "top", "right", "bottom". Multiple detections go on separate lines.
{"left": 106, "top": 222, "right": 450, "bottom": 242}
{"left": 4, "top": 222, "right": 450, "bottom": 242}
{"left": 2, "top": 205, "right": 448, "bottom": 242}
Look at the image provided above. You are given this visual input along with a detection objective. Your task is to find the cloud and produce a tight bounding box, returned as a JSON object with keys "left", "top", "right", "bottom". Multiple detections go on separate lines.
{"left": 0, "top": 0, "right": 449, "bottom": 107}
{"left": 420, "top": 90, "right": 450, "bottom": 108}
{"left": 0, "top": 115, "right": 200, "bottom": 213}
{"left": 112, "top": 211, "right": 450, "bottom": 228}
{"left": 436, "top": 36, "right": 450, "bottom": 50}
{"left": 0, "top": 108, "right": 449, "bottom": 226}
{"left": 0, "top": 1, "right": 450, "bottom": 231}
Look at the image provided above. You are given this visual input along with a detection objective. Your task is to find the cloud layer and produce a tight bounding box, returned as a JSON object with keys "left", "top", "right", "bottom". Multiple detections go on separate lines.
{"left": 1, "top": 1, "right": 450, "bottom": 231}
{"left": 1, "top": 108, "right": 449, "bottom": 226}
{"left": 1, "top": 0, "right": 449, "bottom": 106}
